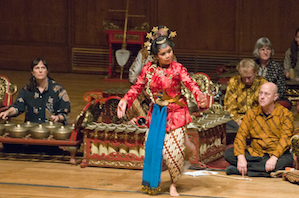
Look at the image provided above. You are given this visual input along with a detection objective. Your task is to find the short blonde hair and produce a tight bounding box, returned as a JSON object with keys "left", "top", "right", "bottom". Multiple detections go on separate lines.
{"left": 236, "top": 58, "right": 259, "bottom": 73}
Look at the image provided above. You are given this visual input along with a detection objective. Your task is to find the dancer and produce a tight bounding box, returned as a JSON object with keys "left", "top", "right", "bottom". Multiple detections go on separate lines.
{"left": 117, "top": 34, "right": 207, "bottom": 196}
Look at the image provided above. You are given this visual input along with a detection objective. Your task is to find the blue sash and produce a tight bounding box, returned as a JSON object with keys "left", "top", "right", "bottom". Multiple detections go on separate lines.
{"left": 142, "top": 103, "right": 167, "bottom": 194}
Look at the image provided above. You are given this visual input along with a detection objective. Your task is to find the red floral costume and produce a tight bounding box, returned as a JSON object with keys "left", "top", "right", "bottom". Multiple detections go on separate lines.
{"left": 123, "top": 61, "right": 205, "bottom": 131}
{"left": 123, "top": 61, "right": 206, "bottom": 192}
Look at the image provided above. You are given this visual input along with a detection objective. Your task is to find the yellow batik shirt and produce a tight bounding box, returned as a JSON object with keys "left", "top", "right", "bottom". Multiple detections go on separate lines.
{"left": 224, "top": 75, "right": 268, "bottom": 123}
{"left": 234, "top": 103, "right": 294, "bottom": 158}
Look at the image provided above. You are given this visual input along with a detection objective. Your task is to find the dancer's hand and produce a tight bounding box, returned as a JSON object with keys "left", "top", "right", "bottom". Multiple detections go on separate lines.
{"left": 127, "top": 118, "right": 137, "bottom": 125}
{"left": 117, "top": 99, "right": 127, "bottom": 118}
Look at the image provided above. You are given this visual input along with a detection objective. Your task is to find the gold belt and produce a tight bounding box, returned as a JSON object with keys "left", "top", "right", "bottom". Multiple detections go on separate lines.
{"left": 153, "top": 91, "right": 185, "bottom": 107}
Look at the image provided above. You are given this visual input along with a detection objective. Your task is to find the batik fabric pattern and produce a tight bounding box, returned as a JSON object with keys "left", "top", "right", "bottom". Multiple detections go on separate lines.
{"left": 234, "top": 103, "right": 294, "bottom": 158}
{"left": 224, "top": 75, "right": 267, "bottom": 123}
{"left": 163, "top": 126, "right": 187, "bottom": 183}
{"left": 11, "top": 79, "right": 71, "bottom": 125}
{"left": 256, "top": 59, "right": 286, "bottom": 99}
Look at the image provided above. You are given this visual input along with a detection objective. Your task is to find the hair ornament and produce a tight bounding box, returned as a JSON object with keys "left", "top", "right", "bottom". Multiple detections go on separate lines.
{"left": 162, "top": 27, "right": 169, "bottom": 33}
{"left": 151, "top": 26, "right": 159, "bottom": 33}
{"left": 144, "top": 25, "right": 177, "bottom": 53}
{"left": 146, "top": 32, "right": 152, "bottom": 39}
{"left": 156, "top": 37, "right": 167, "bottom": 44}
{"left": 169, "top": 31, "right": 177, "bottom": 39}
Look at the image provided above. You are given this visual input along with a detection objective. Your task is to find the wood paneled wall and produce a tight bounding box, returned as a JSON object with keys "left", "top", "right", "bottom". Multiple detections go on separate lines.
{"left": 0, "top": 0, "right": 298, "bottom": 80}
{"left": 0, "top": 0, "right": 70, "bottom": 72}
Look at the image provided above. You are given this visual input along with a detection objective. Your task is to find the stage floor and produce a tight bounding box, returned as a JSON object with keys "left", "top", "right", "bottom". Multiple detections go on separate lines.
{"left": 0, "top": 157, "right": 298, "bottom": 198}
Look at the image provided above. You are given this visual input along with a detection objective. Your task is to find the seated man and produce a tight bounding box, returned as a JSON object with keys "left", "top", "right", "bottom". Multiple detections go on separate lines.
{"left": 224, "top": 82, "right": 294, "bottom": 177}
{"left": 224, "top": 58, "right": 268, "bottom": 132}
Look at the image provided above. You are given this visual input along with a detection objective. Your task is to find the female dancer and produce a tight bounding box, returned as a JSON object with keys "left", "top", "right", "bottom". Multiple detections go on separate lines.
{"left": 117, "top": 36, "right": 207, "bottom": 196}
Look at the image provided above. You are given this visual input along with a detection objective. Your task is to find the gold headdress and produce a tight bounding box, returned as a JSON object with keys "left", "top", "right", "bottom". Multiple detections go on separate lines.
{"left": 144, "top": 26, "right": 177, "bottom": 52}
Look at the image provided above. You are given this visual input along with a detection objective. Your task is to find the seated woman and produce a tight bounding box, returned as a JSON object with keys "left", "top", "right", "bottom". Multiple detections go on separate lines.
{"left": 253, "top": 37, "right": 290, "bottom": 108}
{"left": 284, "top": 28, "right": 299, "bottom": 81}
{"left": 0, "top": 57, "right": 70, "bottom": 125}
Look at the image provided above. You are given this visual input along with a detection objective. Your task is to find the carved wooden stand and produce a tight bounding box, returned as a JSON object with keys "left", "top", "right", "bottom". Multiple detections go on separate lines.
{"left": 79, "top": 123, "right": 226, "bottom": 169}
{"left": 187, "top": 123, "right": 226, "bottom": 169}
{"left": 80, "top": 126, "right": 146, "bottom": 169}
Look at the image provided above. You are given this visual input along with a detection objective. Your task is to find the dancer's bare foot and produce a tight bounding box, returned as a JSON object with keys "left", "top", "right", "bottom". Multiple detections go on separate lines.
{"left": 170, "top": 183, "right": 179, "bottom": 197}
{"left": 70, "top": 158, "right": 76, "bottom": 165}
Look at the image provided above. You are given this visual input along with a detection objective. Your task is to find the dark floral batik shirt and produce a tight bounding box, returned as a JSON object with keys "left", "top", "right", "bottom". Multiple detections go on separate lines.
{"left": 11, "top": 79, "right": 70, "bottom": 125}
{"left": 256, "top": 59, "right": 286, "bottom": 99}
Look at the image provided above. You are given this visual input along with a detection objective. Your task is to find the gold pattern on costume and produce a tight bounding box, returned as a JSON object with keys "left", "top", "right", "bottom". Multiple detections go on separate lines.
{"left": 142, "top": 185, "right": 161, "bottom": 195}
{"left": 146, "top": 64, "right": 157, "bottom": 103}
{"left": 157, "top": 69, "right": 164, "bottom": 76}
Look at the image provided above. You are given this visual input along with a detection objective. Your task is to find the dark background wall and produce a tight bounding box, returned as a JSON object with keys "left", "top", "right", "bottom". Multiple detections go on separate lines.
{"left": 0, "top": 0, "right": 298, "bottom": 80}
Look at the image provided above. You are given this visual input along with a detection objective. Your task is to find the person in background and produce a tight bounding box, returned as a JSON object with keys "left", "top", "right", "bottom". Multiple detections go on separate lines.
{"left": 284, "top": 28, "right": 299, "bottom": 81}
{"left": 253, "top": 37, "right": 286, "bottom": 100}
{"left": 128, "top": 25, "right": 176, "bottom": 84}
{"left": 117, "top": 36, "right": 207, "bottom": 196}
{"left": 0, "top": 57, "right": 70, "bottom": 125}
{"left": 224, "top": 82, "right": 294, "bottom": 177}
{"left": 224, "top": 59, "right": 267, "bottom": 131}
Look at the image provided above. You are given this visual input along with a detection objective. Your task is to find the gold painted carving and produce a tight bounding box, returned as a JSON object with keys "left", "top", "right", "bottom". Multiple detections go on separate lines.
{"left": 103, "top": 21, "right": 120, "bottom": 30}
{"left": 89, "top": 159, "right": 143, "bottom": 169}
{"left": 0, "top": 76, "right": 17, "bottom": 106}
{"left": 103, "top": 21, "right": 149, "bottom": 31}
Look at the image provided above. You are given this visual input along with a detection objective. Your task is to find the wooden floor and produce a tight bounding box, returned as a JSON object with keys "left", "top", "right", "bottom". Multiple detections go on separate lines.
{"left": 1, "top": 70, "right": 299, "bottom": 198}
{"left": 0, "top": 159, "right": 298, "bottom": 198}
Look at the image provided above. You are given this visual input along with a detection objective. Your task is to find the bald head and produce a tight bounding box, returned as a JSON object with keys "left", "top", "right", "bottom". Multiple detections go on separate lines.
{"left": 261, "top": 82, "right": 278, "bottom": 94}
{"left": 259, "top": 82, "right": 278, "bottom": 109}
